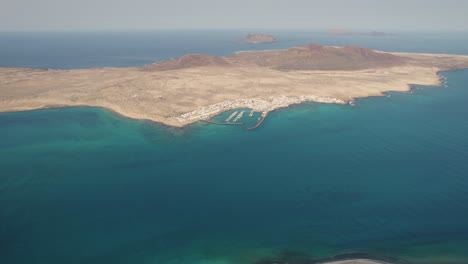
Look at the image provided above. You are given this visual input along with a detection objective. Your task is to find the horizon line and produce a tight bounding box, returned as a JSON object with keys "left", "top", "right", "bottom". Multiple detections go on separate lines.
{"left": 1, "top": 28, "right": 468, "bottom": 33}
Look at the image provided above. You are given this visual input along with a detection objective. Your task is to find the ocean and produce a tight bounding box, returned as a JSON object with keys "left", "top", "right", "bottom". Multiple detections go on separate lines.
{"left": 1, "top": 31, "right": 468, "bottom": 264}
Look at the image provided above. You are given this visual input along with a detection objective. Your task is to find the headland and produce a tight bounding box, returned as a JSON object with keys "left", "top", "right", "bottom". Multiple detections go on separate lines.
{"left": 1, "top": 43, "right": 468, "bottom": 127}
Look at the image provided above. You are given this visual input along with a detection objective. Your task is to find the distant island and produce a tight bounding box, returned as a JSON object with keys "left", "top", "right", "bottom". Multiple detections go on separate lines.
{"left": 328, "top": 29, "right": 389, "bottom": 36}
{"left": 1, "top": 43, "right": 468, "bottom": 128}
{"left": 241, "top": 34, "right": 276, "bottom": 44}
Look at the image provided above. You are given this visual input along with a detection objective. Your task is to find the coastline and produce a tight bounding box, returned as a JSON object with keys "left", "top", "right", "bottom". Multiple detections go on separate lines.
{"left": 0, "top": 75, "right": 436, "bottom": 129}
{"left": 0, "top": 68, "right": 446, "bottom": 129}
{"left": 0, "top": 96, "right": 344, "bottom": 128}
{"left": 0, "top": 68, "right": 447, "bottom": 129}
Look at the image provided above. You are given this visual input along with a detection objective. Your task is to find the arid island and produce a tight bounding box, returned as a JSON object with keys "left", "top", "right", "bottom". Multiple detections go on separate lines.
{"left": 241, "top": 34, "right": 276, "bottom": 44}
{"left": 1, "top": 43, "right": 468, "bottom": 128}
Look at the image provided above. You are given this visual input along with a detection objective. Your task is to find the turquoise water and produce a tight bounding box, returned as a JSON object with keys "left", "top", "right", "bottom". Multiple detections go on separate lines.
{"left": 1, "top": 32, "right": 468, "bottom": 264}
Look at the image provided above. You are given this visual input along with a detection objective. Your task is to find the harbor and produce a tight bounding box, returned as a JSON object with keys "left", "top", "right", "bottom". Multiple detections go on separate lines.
{"left": 204, "top": 108, "right": 267, "bottom": 130}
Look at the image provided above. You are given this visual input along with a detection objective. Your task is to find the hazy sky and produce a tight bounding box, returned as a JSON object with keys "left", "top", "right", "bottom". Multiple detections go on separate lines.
{"left": 1, "top": 0, "right": 467, "bottom": 31}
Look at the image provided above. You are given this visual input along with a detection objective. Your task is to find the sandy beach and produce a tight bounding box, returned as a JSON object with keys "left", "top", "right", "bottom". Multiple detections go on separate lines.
{"left": 1, "top": 45, "right": 468, "bottom": 127}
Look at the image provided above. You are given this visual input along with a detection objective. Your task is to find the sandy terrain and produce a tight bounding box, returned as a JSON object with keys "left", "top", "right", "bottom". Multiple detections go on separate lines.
{"left": 1, "top": 44, "right": 468, "bottom": 127}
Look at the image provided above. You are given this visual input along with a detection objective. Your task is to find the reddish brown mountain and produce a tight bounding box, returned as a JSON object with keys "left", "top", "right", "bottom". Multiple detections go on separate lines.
{"left": 146, "top": 44, "right": 405, "bottom": 72}
{"left": 144, "top": 54, "right": 231, "bottom": 71}
{"left": 229, "top": 44, "right": 404, "bottom": 71}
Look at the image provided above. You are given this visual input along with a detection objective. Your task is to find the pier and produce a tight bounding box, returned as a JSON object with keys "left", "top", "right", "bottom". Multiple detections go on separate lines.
{"left": 201, "top": 120, "right": 244, "bottom": 126}
{"left": 233, "top": 111, "right": 245, "bottom": 122}
{"left": 225, "top": 111, "right": 238, "bottom": 122}
{"left": 247, "top": 112, "right": 268, "bottom": 130}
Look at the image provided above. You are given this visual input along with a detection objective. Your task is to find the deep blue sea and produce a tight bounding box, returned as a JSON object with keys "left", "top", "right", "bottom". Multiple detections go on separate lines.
{"left": 1, "top": 31, "right": 468, "bottom": 264}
